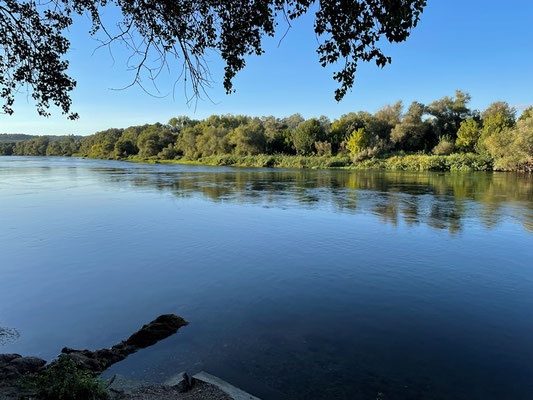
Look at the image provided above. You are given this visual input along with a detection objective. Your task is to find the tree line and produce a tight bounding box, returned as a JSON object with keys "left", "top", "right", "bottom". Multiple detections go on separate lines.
{"left": 0, "top": 135, "right": 81, "bottom": 157}
{"left": 2, "top": 91, "right": 532, "bottom": 171}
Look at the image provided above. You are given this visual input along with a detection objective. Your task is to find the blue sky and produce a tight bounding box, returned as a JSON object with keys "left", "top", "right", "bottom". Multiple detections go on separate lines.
{"left": 1, "top": 0, "right": 532, "bottom": 135}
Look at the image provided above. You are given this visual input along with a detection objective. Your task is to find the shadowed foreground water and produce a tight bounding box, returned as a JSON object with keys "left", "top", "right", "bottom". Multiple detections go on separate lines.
{"left": 1, "top": 156, "right": 532, "bottom": 399}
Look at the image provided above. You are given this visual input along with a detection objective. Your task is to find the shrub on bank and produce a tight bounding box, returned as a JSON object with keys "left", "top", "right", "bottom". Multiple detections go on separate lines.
{"left": 128, "top": 153, "right": 494, "bottom": 172}
{"left": 352, "top": 153, "right": 493, "bottom": 171}
{"left": 22, "top": 356, "right": 109, "bottom": 400}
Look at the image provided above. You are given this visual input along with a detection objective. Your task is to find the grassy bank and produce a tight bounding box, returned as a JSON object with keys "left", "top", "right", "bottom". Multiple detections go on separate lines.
{"left": 125, "top": 153, "right": 495, "bottom": 172}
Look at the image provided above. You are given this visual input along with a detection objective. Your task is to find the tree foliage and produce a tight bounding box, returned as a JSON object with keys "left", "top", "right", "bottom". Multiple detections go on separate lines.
{"left": 292, "top": 118, "right": 325, "bottom": 155}
{"left": 390, "top": 102, "right": 428, "bottom": 151}
{"left": 456, "top": 118, "right": 481, "bottom": 152}
{"left": 346, "top": 128, "right": 368, "bottom": 155}
{"left": 0, "top": 0, "right": 426, "bottom": 117}
{"left": 4, "top": 90, "right": 532, "bottom": 171}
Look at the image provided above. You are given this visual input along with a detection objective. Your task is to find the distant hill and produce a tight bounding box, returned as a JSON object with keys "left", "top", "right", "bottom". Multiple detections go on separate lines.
{"left": 0, "top": 134, "right": 82, "bottom": 143}
{"left": 0, "top": 134, "right": 38, "bottom": 142}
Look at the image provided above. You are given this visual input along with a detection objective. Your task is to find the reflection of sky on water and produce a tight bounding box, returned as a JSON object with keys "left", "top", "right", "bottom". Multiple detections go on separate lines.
{"left": 1, "top": 156, "right": 532, "bottom": 400}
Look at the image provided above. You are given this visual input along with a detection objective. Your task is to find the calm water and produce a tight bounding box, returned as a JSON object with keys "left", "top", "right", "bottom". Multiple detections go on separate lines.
{"left": 1, "top": 156, "right": 532, "bottom": 399}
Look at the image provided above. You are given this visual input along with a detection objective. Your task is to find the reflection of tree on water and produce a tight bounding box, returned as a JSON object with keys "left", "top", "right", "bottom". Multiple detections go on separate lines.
{"left": 0, "top": 326, "right": 20, "bottom": 346}
{"left": 96, "top": 166, "right": 533, "bottom": 234}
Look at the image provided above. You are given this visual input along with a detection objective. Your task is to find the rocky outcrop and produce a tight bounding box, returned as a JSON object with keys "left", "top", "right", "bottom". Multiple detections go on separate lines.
{"left": 0, "top": 314, "right": 188, "bottom": 398}
{"left": 0, "top": 354, "right": 47, "bottom": 398}
{"left": 61, "top": 314, "right": 188, "bottom": 374}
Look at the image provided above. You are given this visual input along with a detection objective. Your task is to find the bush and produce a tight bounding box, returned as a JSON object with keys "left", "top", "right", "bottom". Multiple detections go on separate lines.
{"left": 432, "top": 136, "right": 455, "bottom": 155}
{"left": 351, "top": 153, "right": 492, "bottom": 171}
{"left": 25, "top": 356, "right": 109, "bottom": 400}
{"left": 314, "top": 141, "right": 332, "bottom": 156}
{"left": 351, "top": 146, "right": 380, "bottom": 162}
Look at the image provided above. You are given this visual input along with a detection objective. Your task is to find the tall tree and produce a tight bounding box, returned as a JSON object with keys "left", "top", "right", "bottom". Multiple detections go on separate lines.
{"left": 390, "top": 102, "right": 428, "bottom": 151}
{"left": 426, "top": 90, "right": 472, "bottom": 141}
{"left": 292, "top": 118, "right": 325, "bottom": 155}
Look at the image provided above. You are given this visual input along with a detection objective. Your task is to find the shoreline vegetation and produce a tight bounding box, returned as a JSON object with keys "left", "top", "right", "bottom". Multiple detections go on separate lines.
{"left": 1, "top": 92, "right": 532, "bottom": 172}
{"left": 124, "top": 152, "right": 495, "bottom": 172}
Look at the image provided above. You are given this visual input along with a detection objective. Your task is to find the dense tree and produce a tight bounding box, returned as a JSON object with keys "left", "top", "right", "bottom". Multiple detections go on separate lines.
{"left": 137, "top": 124, "right": 175, "bottom": 157}
{"left": 328, "top": 112, "right": 371, "bottom": 152}
{"left": 426, "top": 90, "right": 472, "bottom": 141}
{"left": 371, "top": 101, "right": 403, "bottom": 139}
{"left": 13, "top": 136, "right": 49, "bottom": 155}
{"left": 176, "top": 126, "right": 201, "bottom": 159}
{"left": 482, "top": 102, "right": 516, "bottom": 124}
{"left": 0, "top": 142, "right": 14, "bottom": 155}
{"left": 5, "top": 91, "right": 531, "bottom": 172}
{"left": 46, "top": 141, "right": 63, "bottom": 156}
{"left": 263, "top": 116, "right": 294, "bottom": 154}
{"left": 229, "top": 121, "right": 267, "bottom": 155}
{"left": 292, "top": 119, "right": 325, "bottom": 155}
{"left": 114, "top": 139, "right": 138, "bottom": 158}
{"left": 519, "top": 106, "right": 533, "bottom": 122}
{"left": 158, "top": 144, "right": 178, "bottom": 159}
{"left": 488, "top": 114, "right": 533, "bottom": 171}
{"left": 195, "top": 126, "right": 231, "bottom": 157}
{"left": 390, "top": 102, "right": 428, "bottom": 151}
{"left": 346, "top": 128, "right": 369, "bottom": 155}
{"left": 167, "top": 116, "right": 199, "bottom": 132}
{"left": 456, "top": 118, "right": 481, "bottom": 152}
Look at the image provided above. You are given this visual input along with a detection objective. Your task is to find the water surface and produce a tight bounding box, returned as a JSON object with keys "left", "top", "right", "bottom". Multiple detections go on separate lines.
{"left": 1, "top": 156, "right": 532, "bottom": 399}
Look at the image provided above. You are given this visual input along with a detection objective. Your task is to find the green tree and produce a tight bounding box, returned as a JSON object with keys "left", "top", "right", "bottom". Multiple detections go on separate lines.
{"left": 263, "top": 116, "right": 294, "bottom": 154}
{"left": 346, "top": 128, "right": 369, "bottom": 155}
{"left": 229, "top": 121, "right": 267, "bottom": 155}
{"left": 1, "top": 1, "right": 426, "bottom": 118}
{"left": 46, "top": 141, "right": 63, "bottom": 156}
{"left": 488, "top": 114, "right": 533, "bottom": 170}
{"left": 158, "top": 144, "right": 178, "bottom": 159}
{"left": 137, "top": 124, "right": 175, "bottom": 157}
{"left": 114, "top": 140, "right": 138, "bottom": 158}
{"left": 176, "top": 126, "right": 200, "bottom": 159}
{"left": 371, "top": 101, "right": 403, "bottom": 139}
{"left": 195, "top": 126, "right": 231, "bottom": 156}
{"left": 167, "top": 116, "right": 198, "bottom": 132}
{"left": 0, "top": 142, "right": 15, "bottom": 155}
{"left": 426, "top": 90, "right": 472, "bottom": 141}
{"left": 519, "top": 106, "right": 533, "bottom": 122}
{"left": 390, "top": 102, "right": 429, "bottom": 151}
{"left": 329, "top": 112, "right": 371, "bottom": 152}
{"left": 482, "top": 101, "right": 516, "bottom": 124}
{"left": 478, "top": 113, "right": 514, "bottom": 158}
{"left": 292, "top": 119, "right": 325, "bottom": 155}
{"left": 456, "top": 118, "right": 481, "bottom": 152}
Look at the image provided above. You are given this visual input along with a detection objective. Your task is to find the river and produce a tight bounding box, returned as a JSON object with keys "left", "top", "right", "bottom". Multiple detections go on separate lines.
{"left": 1, "top": 156, "right": 532, "bottom": 399}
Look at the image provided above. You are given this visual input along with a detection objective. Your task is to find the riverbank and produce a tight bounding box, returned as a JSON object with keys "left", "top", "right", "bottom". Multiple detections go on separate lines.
{"left": 121, "top": 153, "right": 499, "bottom": 172}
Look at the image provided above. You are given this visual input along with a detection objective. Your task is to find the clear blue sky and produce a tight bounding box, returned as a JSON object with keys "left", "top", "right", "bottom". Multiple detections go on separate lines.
{"left": 1, "top": 0, "right": 532, "bottom": 135}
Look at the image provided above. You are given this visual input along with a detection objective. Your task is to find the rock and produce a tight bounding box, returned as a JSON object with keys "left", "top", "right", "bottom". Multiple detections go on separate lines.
{"left": 165, "top": 371, "right": 192, "bottom": 392}
{"left": 0, "top": 314, "right": 189, "bottom": 399}
{"left": 122, "top": 314, "right": 189, "bottom": 349}
{"left": 61, "top": 314, "right": 188, "bottom": 373}
{"left": 0, "top": 355, "right": 46, "bottom": 385}
{"left": 9, "top": 356, "right": 46, "bottom": 374}
{"left": 0, "top": 354, "right": 21, "bottom": 366}
{"left": 106, "top": 374, "right": 147, "bottom": 397}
